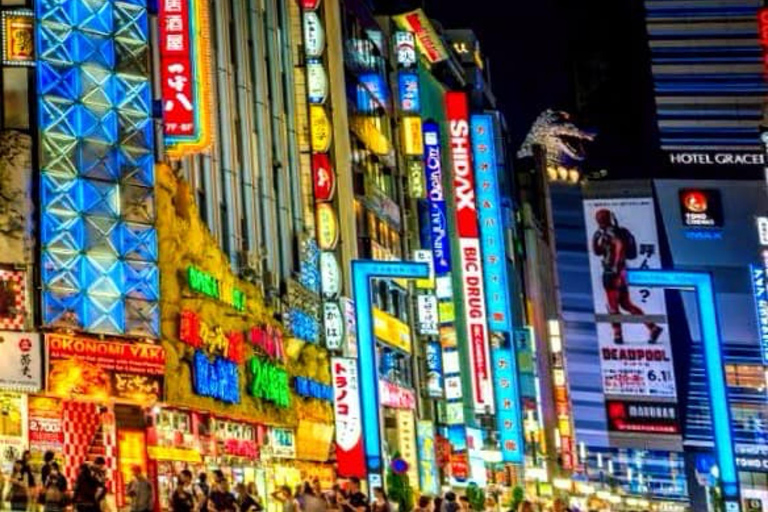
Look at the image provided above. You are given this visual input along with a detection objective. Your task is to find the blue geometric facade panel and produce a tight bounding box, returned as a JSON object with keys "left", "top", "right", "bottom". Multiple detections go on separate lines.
{"left": 37, "top": 0, "right": 158, "bottom": 337}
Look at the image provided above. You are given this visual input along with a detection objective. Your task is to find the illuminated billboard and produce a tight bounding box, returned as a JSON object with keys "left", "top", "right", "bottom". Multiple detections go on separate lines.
{"left": 446, "top": 92, "right": 493, "bottom": 414}
{"left": 582, "top": 197, "right": 680, "bottom": 440}
{"left": 159, "top": 0, "right": 214, "bottom": 155}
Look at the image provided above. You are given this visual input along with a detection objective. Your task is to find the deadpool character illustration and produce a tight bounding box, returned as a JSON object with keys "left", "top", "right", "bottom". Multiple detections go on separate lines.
{"left": 592, "top": 208, "right": 663, "bottom": 344}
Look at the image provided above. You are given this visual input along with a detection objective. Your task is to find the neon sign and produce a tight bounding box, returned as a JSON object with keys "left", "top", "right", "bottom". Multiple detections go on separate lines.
{"left": 159, "top": 0, "right": 213, "bottom": 155}
{"left": 248, "top": 357, "right": 290, "bottom": 408}
{"left": 187, "top": 266, "right": 246, "bottom": 312}
{"left": 294, "top": 376, "right": 333, "bottom": 402}
{"left": 179, "top": 310, "right": 245, "bottom": 363}
{"left": 446, "top": 92, "right": 494, "bottom": 413}
{"left": 193, "top": 351, "right": 240, "bottom": 404}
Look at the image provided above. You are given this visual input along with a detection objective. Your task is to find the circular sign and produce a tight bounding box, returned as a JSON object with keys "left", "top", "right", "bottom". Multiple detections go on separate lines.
{"left": 303, "top": 12, "right": 325, "bottom": 58}
{"left": 312, "top": 153, "right": 336, "bottom": 202}
{"left": 323, "top": 302, "right": 344, "bottom": 350}
{"left": 391, "top": 458, "right": 409, "bottom": 475}
{"left": 320, "top": 251, "right": 341, "bottom": 299}
{"left": 310, "top": 105, "right": 332, "bottom": 153}
{"left": 307, "top": 60, "right": 328, "bottom": 104}
{"left": 316, "top": 204, "right": 339, "bottom": 251}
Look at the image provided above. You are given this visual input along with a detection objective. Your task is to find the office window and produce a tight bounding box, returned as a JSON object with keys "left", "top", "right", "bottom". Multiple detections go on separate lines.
{"left": 725, "top": 365, "right": 766, "bottom": 391}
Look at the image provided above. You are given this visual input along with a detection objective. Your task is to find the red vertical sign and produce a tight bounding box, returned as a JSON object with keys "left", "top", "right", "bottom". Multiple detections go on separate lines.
{"left": 159, "top": 0, "right": 196, "bottom": 136}
{"left": 445, "top": 91, "right": 493, "bottom": 413}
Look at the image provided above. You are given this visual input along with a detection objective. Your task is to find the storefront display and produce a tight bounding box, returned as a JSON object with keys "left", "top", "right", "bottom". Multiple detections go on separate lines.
{"left": 0, "top": 392, "right": 26, "bottom": 472}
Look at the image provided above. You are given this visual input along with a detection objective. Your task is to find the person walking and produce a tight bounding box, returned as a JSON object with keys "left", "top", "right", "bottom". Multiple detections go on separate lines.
{"left": 207, "top": 471, "right": 236, "bottom": 512}
{"left": 42, "top": 463, "right": 68, "bottom": 512}
{"left": 126, "top": 465, "right": 153, "bottom": 512}
{"left": 441, "top": 493, "right": 459, "bottom": 512}
{"left": 271, "top": 485, "right": 299, "bottom": 512}
{"left": 371, "top": 488, "right": 390, "bottom": 512}
{"left": 72, "top": 463, "right": 102, "bottom": 512}
{"left": 171, "top": 470, "right": 195, "bottom": 512}
{"left": 194, "top": 473, "right": 210, "bottom": 512}
{"left": 301, "top": 483, "right": 326, "bottom": 512}
{"left": 245, "top": 483, "right": 263, "bottom": 512}
{"left": 6, "top": 460, "right": 29, "bottom": 512}
{"left": 413, "top": 496, "right": 432, "bottom": 512}
{"left": 339, "top": 478, "right": 368, "bottom": 512}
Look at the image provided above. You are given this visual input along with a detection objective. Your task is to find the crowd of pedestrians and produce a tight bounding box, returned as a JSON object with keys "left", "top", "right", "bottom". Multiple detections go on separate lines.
{"left": 0, "top": 456, "right": 578, "bottom": 512}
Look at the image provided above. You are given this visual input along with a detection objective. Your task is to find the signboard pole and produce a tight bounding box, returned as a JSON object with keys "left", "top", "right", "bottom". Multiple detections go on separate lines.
{"left": 351, "top": 260, "right": 429, "bottom": 494}
{"left": 627, "top": 270, "right": 741, "bottom": 511}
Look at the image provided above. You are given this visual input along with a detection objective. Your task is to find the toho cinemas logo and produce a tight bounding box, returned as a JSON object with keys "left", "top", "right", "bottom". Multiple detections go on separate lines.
{"left": 669, "top": 151, "right": 765, "bottom": 166}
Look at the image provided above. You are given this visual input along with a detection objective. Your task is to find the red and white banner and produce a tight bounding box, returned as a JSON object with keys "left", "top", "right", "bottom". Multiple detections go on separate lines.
{"left": 446, "top": 92, "right": 493, "bottom": 413}
{"left": 160, "top": 0, "right": 195, "bottom": 137}
{"left": 331, "top": 358, "right": 366, "bottom": 477}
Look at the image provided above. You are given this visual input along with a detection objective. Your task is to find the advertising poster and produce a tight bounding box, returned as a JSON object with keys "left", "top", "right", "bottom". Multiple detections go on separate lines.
{"left": 582, "top": 198, "right": 679, "bottom": 436}
{"left": 28, "top": 396, "right": 63, "bottom": 458}
{"left": 0, "top": 132, "right": 33, "bottom": 264}
{"left": 0, "top": 393, "right": 26, "bottom": 472}
{"left": 46, "top": 334, "right": 165, "bottom": 403}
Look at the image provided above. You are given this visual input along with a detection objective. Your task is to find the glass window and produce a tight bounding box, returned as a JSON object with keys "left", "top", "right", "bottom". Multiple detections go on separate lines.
{"left": 3, "top": 68, "right": 29, "bottom": 129}
{"left": 726, "top": 365, "right": 766, "bottom": 390}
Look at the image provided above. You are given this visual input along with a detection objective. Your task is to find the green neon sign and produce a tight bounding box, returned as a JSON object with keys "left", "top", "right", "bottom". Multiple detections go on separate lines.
{"left": 187, "top": 266, "right": 246, "bottom": 312}
{"left": 249, "top": 357, "right": 290, "bottom": 408}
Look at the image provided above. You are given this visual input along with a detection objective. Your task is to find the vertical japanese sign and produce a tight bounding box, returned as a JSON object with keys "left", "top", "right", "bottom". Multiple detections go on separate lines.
{"left": 422, "top": 122, "right": 452, "bottom": 275}
{"left": 583, "top": 198, "right": 680, "bottom": 437}
{"left": 159, "top": 0, "right": 213, "bottom": 155}
{"left": 470, "top": 114, "right": 511, "bottom": 332}
{"left": 395, "top": 410, "right": 419, "bottom": 490}
{"left": 446, "top": 92, "right": 493, "bottom": 414}
{"left": 416, "top": 421, "right": 439, "bottom": 495}
{"left": 331, "top": 358, "right": 366, "bottom": 477}
{"left": 0, "top": 332, "right": 41, "bottom": 392}
{"left": 754, "top": 216, "right": 768, "bottom": 364}
{"left": 491, "top": 341, "right": 523, "bottom": 463}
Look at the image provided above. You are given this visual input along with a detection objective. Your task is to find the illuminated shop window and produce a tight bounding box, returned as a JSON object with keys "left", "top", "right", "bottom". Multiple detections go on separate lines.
{"left": 36, "top": 0, "right": 159, "bottom": 336}
{"left": 725, "top": 365, "right": 767, "bottom": 391}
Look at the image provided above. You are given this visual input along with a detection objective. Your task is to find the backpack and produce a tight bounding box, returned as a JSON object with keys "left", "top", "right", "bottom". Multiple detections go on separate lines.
{"left": 616, "top": 226, "right": 637, "bottom": 260}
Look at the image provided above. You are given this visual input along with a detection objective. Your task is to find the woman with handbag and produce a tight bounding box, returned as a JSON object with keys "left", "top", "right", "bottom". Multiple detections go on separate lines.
{"left": 6, "top": 460, "right": 29, "bottom": 511}
{"left": 43, "top": 463, "right": 68, "bottom": 512}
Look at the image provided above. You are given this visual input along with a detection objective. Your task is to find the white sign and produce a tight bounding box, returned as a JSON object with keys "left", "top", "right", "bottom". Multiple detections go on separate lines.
{"left": 331, "top": 357, "right": 363, "bottom": 460}
{"left": 307, "top": 60, "right": 328, "bottom": 104}
{"left": 758, "top": 217, "right": 768, "bottom": 246}
{"left": 443, "top": 350, "right": 460, "bottom": 374}
{"left": 445, "top": 376, "right": 462, "bottom": 400}
{"left": 417, "top": 295, "right": 439, "bottom": 335}
{"left": 435, "top": 276, "right": 452, "bottom": 300}
{"left": 340, "top": 297, "right": 357, "bottom": 357}
{"left": 458, "top": 237, "right": 494, "bottom": 413}
{"left": 394, "top": 31, "right": 416, "bottom": 68}
{"left": 270, "top": 428, "right": 296, "bottom": 458}
{"left": 583, "top": 198, "right": 678, "bottom": 402}
{"left": 303, "top": 12, "right": 325, "bottom": 58}
{"left": 0, "top": 332, "right": 41, "bottom": 392}
{"left": 669, "top": 152, "right": 764, "bottom": 166}
{"left": 323, "top": 302, "right": 343, "bottom": 350}
{"left": 320, "top": 251, "right": 341, "bottom": 299}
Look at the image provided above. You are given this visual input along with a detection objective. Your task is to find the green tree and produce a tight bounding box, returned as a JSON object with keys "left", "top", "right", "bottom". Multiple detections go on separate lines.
{"left": 386, "top": 454, "right": 414, "bottom": 512}
{"left": 466, "top": 483, "right": 485, "bottom": 511}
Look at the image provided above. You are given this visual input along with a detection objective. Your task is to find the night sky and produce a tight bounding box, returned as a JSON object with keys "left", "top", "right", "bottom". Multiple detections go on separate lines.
{"left": 416, "top": 0, "right": 662, "bottom": 178}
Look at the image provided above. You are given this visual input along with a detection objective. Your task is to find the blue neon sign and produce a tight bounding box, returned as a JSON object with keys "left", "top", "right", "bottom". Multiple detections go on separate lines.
{"left": 193, "top": 351, "right": 241, "bottom": 404}
{"left": 423, "top": 122, "right": 452, "bottom": 275}
{"left": 294, "top": 376, "right": 333, "bottom": 402}
{"left": 751, "top": 265, "right": 768, "bottom": 364}
{"left": 491, "top": 344, "right": 524, "bottom": 463}
{"left": 398, "top": 72, "right": 420, "bottom": 113}
{"left": 627, "top": 270, "right": 739, "bottom": 501}
{"left": 352, "top": 260, "right": 429, "bottom": 477}
{"left": 470, "top": 115, "right": 512, "bottom": 332}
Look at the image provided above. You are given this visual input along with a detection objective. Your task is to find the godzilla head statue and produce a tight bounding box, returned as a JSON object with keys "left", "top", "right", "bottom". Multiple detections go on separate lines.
{"left": 517, "top": 110, "right": 595, "bottom": 168}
